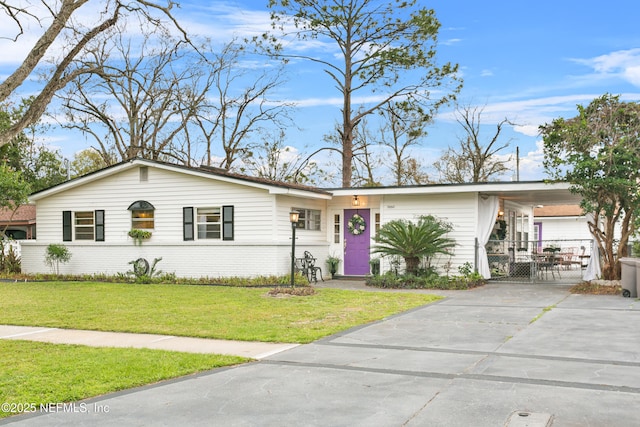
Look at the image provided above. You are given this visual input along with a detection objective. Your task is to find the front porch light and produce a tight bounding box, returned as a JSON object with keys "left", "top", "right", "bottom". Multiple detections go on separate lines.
{"left": 352, "top": 195, "right": 360, "bottom": 207}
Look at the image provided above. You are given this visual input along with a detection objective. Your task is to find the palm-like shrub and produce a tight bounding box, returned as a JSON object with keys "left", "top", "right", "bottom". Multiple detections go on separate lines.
{"left": 372, "top": 215, "right": 456, "bottom": 275}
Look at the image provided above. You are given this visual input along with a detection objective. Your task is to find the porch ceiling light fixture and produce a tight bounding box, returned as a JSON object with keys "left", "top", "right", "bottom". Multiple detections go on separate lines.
{"left": 352, "top": 195, "right": 360, "bottom": 207}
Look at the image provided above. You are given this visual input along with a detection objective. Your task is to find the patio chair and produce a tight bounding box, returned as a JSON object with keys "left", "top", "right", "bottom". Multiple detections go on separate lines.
{"left": 559, "top": 247, "right": 580, "bottom": 270}
{"left": 537, "top": 248, "right": 562, "bottom": 279}
{"left": 303, "top": 251, "right": 324, "bottom": 283}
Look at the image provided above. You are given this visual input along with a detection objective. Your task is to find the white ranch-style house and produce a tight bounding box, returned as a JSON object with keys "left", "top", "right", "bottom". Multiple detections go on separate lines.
{"left": 21, "top": 158, "right": 587, "bottom": 280}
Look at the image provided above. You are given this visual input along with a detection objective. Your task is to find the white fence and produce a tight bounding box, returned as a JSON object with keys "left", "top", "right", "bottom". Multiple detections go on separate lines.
{"left": 1, "top": 239, "right": 21, "bottom": 258}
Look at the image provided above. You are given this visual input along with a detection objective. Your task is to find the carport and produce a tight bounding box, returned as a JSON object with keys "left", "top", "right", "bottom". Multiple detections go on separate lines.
{"left": 477, "top": 183, "right": 598, "bottom": 284}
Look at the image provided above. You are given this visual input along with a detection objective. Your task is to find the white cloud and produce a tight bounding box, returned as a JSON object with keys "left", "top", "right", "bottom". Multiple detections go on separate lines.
{"left": 571, "top": 48, "right": 640, "bottom": 87}
{"left": 480, "top": 69, "right": 493, "bottom": 77}
{"left": 439, "top": 94, "right": 612, "bottom": 129}
{"left": 442, "top": 38, "right": 462, "bottom": 46}
{"left": 515, "top": 140, "right": 546, "bottom": 180}
{"left": 513, "top": 124, "right": 539, "bottom": 137}
{"left": 624, "top": 65, "right": 640, "bottom": 86}
{"left": 291, "top": 94, "right": 389, "bottom": 108}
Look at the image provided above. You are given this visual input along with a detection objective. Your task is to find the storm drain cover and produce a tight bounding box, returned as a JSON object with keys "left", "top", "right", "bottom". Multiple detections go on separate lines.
{"left": 505, "top": 411, "right": 553, "bottom": 427}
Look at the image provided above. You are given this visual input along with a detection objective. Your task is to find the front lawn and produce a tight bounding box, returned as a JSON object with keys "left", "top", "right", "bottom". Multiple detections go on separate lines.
{"left": 0, "top": 281, "right": 440, "bottom": 418}
{"left": 0, "top": 282, "right": 441, "bottom": 343}
{"left": 0, "top": 340, "right": 247, "bottom": 419}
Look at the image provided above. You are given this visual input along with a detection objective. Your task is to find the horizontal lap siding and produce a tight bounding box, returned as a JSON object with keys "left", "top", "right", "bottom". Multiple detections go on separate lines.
{"left": 538, "top": 217, "right": 591, "bottom": 241}
{"left": 35, "top": 167, "right": 275, "bottom": 243}
{"left": 380, "top": 193, "right": 478, "bottom": 271}
{"left": 275, "top": 195, "right": 331, "bottom": 268}
{"left": 24, "top": 166, "right": 291, "bottom": 277}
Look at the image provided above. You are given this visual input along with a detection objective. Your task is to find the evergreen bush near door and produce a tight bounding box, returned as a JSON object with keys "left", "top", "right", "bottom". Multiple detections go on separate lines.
{"left": 372, "top": 215, "right": 455, "bottom": 275}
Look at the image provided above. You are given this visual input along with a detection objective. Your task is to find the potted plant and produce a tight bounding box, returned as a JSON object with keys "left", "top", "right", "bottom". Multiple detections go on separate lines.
{"left": 495, "top": 219, "right": 507, "bottom": 240}
{"left": 326, "top": 255, "right": 340, "bottom": 278}
{"left": 128, "top": 229, "right": 152, "bottom": 246}
{"left": 369, "top": 257, "right": 381, "bottom": 275}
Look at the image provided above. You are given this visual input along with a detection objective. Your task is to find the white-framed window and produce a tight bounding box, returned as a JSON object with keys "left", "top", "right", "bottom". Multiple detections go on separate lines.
{"left": 334, "top": 214, "right": 340, "bottom": 243}
{"left": 197, "top": 207, "right": 222, "bottom": 239}
{"left": 293, "top": 208, "right": 321, "bottom": 231}
{"left": 63, "top": 210, "right": 104, "bottom": 242}
{"left": 74, "top": 211, "right": 94, "bottom": 240}
{"left": 183, "top": 206, "right": 233, "bottom": 241}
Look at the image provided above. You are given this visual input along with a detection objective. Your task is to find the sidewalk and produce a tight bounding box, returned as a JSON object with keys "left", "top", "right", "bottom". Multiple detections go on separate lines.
{"left": 0, "top": 325, "right": 298, "bottom": 359}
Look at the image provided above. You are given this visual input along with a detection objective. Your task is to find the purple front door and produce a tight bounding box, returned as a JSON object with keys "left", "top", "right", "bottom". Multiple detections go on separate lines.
{"left": 344, "top": 209, "right": 370, "bottom": 275}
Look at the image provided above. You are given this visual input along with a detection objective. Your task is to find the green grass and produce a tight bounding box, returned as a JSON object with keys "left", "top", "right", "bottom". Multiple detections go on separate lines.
{"left": 0, "top": 282, "right": 441, "bottom": 343}
{"left": 0, "top": 340, "right": 247, "bottom": 419}
{"left": 0, "top": 281, "right": 441, "bottom": 418}
{"left": 529, "top": 304, "right": 556, "bottom": 324}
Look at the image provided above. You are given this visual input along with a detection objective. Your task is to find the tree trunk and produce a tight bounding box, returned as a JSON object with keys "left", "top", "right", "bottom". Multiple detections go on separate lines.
{"left": 341, "top": 39, "right": 353, "bottom": 188}
{"left": 405, "top": 256, "right": 420, "bottom": 275}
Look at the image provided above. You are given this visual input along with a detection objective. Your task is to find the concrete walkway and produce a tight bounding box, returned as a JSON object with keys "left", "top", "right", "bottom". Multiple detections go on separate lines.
{"left": 3, "top": 281, "right": 640, "bottom": 426}
{"left": 0, "top": 325, "right": 298, "bottom": 359}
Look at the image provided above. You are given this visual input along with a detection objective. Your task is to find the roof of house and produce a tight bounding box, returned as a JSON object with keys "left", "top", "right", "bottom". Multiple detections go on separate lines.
{"left": 29, "top": 158, "right": 332, "bottom": 201}
{"left": 0, "top": 204, "right": 36, "bottom": 224}
{"left": 27, "top": 157, "right": 581, "bottom": 208}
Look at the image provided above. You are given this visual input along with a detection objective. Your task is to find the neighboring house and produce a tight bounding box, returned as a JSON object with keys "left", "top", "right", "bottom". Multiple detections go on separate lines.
{"left": 0, "top": 204, "right": 36, "bottom": 240}
{"left": 533, "top": 205, "right": 590, "bottom": 242}
{"left": 21, "top": 158, "right": 583, "bottom": 279}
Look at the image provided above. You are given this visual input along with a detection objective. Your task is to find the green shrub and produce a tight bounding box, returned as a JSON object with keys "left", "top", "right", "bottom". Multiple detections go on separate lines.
{"left": 128, "top": 229, "right": 152, "bottom": 245}
{"left": 372, "top": 215, "right": 456, "bottom": 275}
{"left": 0, "top": 242, "right": 21, "bottom": 273}
{"left": 0, "top": 270, "right": 310, "bottom": 288}
{"left": 44, "top": 244, "right": 72, "bottom": 275}
{"left": 365, "top": 270, "right": 485, "bottom": 290}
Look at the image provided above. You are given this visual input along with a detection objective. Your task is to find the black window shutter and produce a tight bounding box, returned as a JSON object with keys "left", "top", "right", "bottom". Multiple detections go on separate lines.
{"left": 62, "top": 211, "right": 72, "bottom": 241}
{"left": 95, "top": 210, "right": 105, "bottom": 242}
{"left": 183, "top": 207, "right": 194, "bottom": 241}
{"left": 222, "top": 205, "right": 234, "bottom": 241}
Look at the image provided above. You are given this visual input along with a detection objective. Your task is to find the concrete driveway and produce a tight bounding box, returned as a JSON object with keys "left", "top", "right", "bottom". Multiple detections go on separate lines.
{"left": 3, "top": 282, "right": 640, "bottom": 426}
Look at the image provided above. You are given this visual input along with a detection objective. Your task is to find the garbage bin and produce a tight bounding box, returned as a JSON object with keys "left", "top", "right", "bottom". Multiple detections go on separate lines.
{"left": 620, "top": 257, "right": 637, "bottom": 298}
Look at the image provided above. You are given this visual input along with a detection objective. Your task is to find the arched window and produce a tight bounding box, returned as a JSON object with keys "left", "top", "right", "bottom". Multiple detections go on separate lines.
{"left": 128, "top": 200, "right": 155, "bottom": 229}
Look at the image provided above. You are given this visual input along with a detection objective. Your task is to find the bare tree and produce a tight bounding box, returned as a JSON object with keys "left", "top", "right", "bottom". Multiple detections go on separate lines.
{"left": 350, "top": 116, "right": 383, "bottom": 187}
{"left": 0, "top": 0, "right": 193, "bottom": 148}
{"left": 377, "top": 101, "right": 431, "bottom": 186}
{"left": 435, "top": 104, "right": 513, "bottom": 183}
{"left": 56, "top": 29, "right": 207, "bottom": 163}
{"left": 187, "top": 41, "right": 293, "bottom": 170}
{"left": 240, "top": 130, "right": 325, "bottom": 184}
{"left": 265, "top": 0, "right": 460, "bottom": 187}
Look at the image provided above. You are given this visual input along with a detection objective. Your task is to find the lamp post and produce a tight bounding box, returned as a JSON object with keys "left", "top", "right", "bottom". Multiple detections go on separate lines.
{"left": 289, "top": 210, "right": 300, "bottom": 288}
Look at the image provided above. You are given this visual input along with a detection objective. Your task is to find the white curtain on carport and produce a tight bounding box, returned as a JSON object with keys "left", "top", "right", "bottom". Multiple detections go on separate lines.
{"left": 583, "top": 212, "right": 602, "bottom": 281}
{"left": 477, "top": 195, "right": 500, "bottom": 279}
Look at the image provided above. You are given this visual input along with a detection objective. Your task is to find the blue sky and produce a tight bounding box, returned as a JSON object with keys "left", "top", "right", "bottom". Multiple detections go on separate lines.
{"left": 2, "top": 1, "right": 640, "bottom": 183}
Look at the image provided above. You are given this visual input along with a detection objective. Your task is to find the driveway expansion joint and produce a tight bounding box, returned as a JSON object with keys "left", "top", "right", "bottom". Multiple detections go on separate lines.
{"left": 316, "top": 341, "right": 640, "bottom": 367}
{"left": 261, "top": 359, "right": 640, "bottom": 394}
